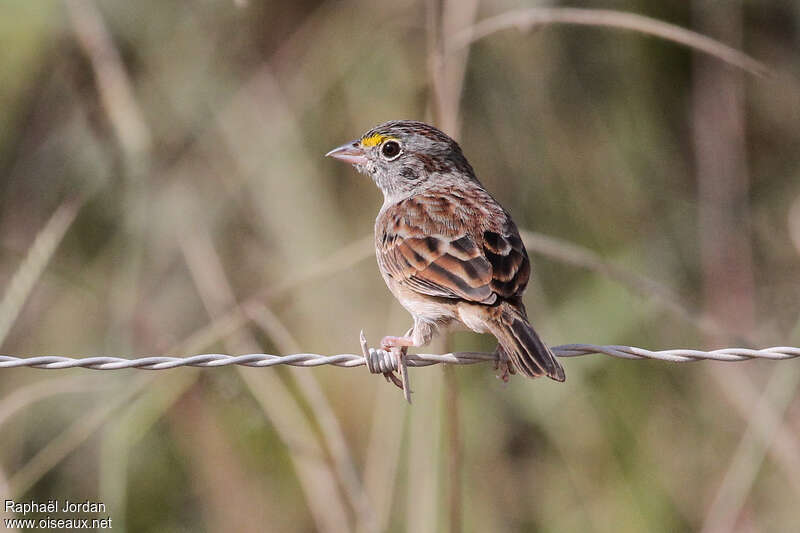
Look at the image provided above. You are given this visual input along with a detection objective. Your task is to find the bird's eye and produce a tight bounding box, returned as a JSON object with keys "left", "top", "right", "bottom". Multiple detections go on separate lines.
{"left": 381, "top": 140, "right": 401, "bottom": 160}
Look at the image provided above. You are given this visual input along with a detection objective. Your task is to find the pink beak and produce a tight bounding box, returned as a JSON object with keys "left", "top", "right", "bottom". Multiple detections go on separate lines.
{"left": 325, "top": 140, "right": 367, "bottom": 165}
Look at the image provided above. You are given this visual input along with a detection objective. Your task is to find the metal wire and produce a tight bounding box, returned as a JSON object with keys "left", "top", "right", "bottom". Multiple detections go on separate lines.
{"left": 1, "top": 344, "right": 797, "bottom": 371}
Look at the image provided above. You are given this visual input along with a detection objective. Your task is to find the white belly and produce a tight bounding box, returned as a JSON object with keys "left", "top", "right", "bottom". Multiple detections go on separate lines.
{"left": 455, "top": 302, "right": 492, "bottom": 334}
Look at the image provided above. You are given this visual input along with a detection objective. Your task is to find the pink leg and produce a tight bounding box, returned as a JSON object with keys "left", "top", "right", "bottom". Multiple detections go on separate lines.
{"left": 381, "top": 335, "right": 415, "bottom": 350}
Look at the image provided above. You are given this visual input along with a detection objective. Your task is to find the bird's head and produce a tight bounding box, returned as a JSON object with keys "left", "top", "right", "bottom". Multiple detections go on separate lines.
{"left": 326, "top": 120, "right": 476, "bottom": 203}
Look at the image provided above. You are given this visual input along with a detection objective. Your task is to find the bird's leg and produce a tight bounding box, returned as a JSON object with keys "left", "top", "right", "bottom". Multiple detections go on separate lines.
{"left": 380, "top": 335, "right": 415, "bottom": 350}
{"left": 494, "top": 344, "right": 515, "bottom": 384}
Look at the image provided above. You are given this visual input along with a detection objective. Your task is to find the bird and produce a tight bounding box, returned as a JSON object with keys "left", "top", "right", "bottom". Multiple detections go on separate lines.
{"left": 326, "top": 120, "right": 565, "bottom": 383}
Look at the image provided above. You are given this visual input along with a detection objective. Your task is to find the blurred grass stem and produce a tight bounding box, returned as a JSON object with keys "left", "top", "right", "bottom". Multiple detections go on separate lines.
{"left": 449, "top": 7, "right": 768, "bottom": 76}
{"left": 8, "top": 374, "right": 155, "bottom": 496}
{"left": 180, "top": 229, "right": 363, "bottom": 533}
{"left": 245, "top": 302, "right": 377, "bottom": 533}
{"left": 701, "top": 364, "right": 800, "bottom": 533}
{"left": 65, "top": 0, "right": 153, "bottom": 353}
{"left": 0, "top": 198, "right": 82, "bottom": 348}
{"left": 426, "top": 0, "right": 478, "bottom": 528}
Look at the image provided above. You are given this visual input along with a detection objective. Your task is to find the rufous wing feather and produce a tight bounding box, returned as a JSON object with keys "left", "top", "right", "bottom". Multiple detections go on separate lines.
{"left": 376, "top": 190, "right": 530, "bottom": 306}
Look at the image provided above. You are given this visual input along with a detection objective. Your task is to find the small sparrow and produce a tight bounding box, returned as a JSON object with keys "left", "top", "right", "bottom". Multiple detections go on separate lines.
{"left": 327, "top": 120, "right": 565, "bottom": 382}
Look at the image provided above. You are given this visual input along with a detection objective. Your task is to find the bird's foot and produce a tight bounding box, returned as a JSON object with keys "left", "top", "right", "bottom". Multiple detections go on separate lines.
{"left": 494, "top": 347, "right": 516, "bottom": 384}
{"left": 381, "top": 335, "right": 415, "bottom": 350}
{"left": 496, "top": 361, "right": 512, "bottom": 384}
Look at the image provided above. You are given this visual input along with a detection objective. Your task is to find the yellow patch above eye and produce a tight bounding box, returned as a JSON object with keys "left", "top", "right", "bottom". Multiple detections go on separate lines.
{"left": 361, "top": 134, "right": 396, "bottom": 148}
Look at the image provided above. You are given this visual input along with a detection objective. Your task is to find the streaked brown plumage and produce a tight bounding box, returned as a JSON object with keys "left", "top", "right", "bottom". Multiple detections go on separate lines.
{"left": 327, "top": 120, "right": 565, "bottom": 382}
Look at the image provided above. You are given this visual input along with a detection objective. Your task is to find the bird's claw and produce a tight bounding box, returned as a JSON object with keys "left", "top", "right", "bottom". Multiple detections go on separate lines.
{"left": 494, "top": 347, "right": 515, "bottom": 384}
{"left": 496, "top": 363, "right": 511, "bottom": 384}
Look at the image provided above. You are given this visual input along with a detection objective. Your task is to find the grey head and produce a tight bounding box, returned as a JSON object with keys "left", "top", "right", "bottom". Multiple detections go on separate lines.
{"left": 326, "top": 120, "right": 477, "bottom": 203}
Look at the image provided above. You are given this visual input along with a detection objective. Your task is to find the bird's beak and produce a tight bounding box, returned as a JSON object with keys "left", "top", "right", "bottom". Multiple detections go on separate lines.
{"left": 325, "top": 140, "right": 367, "bottom": 165}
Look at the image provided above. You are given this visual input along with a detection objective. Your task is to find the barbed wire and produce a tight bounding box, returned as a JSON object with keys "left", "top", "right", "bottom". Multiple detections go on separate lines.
{"left": 1, "top": 344, "right": 797, "bottom": 371}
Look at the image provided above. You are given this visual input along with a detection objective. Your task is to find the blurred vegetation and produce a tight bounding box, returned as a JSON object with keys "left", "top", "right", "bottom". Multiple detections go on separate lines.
{"left": 1, "top": 0, "right": 799, "bottom": 532}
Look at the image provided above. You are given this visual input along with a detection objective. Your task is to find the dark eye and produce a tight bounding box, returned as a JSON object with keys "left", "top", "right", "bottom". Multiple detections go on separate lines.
{"left": 381, "top": 140, "right": 401, "bottom": 160}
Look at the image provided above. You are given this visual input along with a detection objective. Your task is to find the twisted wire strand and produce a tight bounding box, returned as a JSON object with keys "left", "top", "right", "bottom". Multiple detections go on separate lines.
{"left": 0, "top": 345, "right": 797, "bottom": 371}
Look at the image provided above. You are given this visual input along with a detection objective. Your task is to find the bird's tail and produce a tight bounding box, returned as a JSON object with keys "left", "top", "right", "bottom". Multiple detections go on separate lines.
{"left": 488, "top": 303, "right": 565, "bottom": 382}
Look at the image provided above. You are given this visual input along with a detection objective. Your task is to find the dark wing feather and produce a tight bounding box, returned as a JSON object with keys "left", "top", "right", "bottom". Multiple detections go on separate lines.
{"left": 483, "top": 229, "right": 529, "bottom": 299}
{"left": 376, "top": 189, "right": 530, "bottom": 305}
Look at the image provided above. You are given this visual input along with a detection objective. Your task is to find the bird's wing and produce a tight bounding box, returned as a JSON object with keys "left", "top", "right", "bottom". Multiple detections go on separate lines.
{"left": 482, "top": 226, "right": 530, "bottom": 300}
{"left": 376, "top": 190, "right": 530, "bottom": 304}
